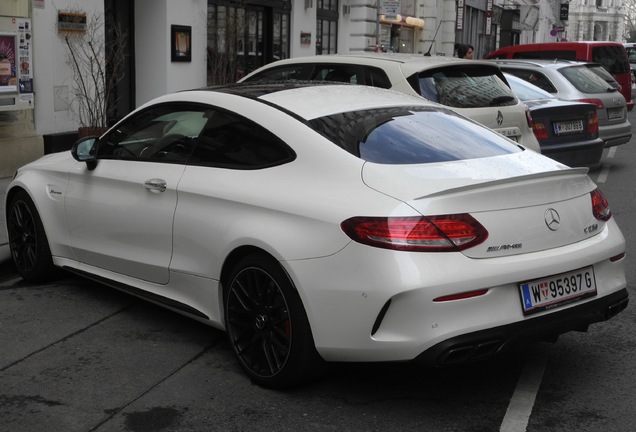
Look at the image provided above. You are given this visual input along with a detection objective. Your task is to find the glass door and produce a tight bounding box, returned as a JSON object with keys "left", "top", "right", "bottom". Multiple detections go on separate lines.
{"left": 244, "top": 7, "right": 264, "bottom": 74}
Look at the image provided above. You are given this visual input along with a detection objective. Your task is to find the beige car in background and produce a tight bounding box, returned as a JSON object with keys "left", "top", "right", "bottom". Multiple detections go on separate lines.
{"left": 240, "top": 53, "right": 542, "bottom": 153}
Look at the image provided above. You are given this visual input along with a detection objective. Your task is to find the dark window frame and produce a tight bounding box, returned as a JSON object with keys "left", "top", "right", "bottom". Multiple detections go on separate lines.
{"left": 96, "top": 101, "right": 296, "bottom": 169}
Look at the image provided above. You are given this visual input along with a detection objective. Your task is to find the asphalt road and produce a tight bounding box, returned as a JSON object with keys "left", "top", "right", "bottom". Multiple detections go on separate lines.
{"left": 0, "top": 110, "right": 635, "bottom": 432}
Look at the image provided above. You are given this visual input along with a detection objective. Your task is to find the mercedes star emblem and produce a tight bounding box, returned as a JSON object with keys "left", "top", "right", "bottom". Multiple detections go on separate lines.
{"left": 544, "top": 208, "right": 561, "bottom": 231}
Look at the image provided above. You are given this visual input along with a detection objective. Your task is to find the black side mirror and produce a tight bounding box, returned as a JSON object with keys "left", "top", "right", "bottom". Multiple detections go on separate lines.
{"left": 71, "top": 136, "right": 99, "bottom": 171}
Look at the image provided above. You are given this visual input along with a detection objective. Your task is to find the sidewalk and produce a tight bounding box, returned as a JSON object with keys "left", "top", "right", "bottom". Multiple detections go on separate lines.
{"left": 0, "top": 177, "right": 11, "bottom": 266}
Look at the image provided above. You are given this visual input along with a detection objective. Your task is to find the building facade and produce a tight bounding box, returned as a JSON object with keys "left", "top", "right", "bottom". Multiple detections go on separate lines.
{"left": 0, "top": 0, "right": 627, "bottom": 177}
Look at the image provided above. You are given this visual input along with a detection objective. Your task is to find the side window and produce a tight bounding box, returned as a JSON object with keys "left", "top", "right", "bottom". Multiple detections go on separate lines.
{"left": 310, "top": 65, "right": 360, "bottom": 84}
{"left": 244, "top": 65, "right": 305, "bottom": 81}
{"left": 364, "top": 66, "right": 392, "bottom": 89}
{"left": 97, "top": 104, "right": 211, "bottom": 162}
{"left": 189, "top": 109, "right": 295, "bottom": 169}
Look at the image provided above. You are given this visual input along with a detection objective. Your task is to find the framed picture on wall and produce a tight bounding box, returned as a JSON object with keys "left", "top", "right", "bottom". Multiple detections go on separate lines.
{"left": 171, "top": 25, "right": 191, "bottom": 62}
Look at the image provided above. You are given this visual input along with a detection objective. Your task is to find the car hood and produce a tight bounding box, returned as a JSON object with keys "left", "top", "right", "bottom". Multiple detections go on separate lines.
{"left": 361, "top": 151, "right": 604, "bottom": 258}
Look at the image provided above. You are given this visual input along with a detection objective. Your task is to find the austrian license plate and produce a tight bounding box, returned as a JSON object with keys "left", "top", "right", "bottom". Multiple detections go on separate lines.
{"left": 554, "top": 120, "right": 583, "bottom": 134}
{"left": 519, "top": 266, "right": 597, "bottom": 316}
{"left": 607, "top": 107, "right": 624, "bottom": 119}
{"left": 496, "top": 128, "right": 520, "bottom": 142}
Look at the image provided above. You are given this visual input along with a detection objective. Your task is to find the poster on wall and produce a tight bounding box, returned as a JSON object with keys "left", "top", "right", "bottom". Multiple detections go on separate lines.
{"left": 17, "top": 18, "right": 34, "bottom": 98}
{"left": 456, "top": 0, "right": 464, "bottom": 31}
{"left": 0, "top": 34, "right": 17, "bottom": 92}
{"left": 171, "top": 25, "right": 192, "bottom": 62}
{"left": 485, "top": 0, "right": 493, "bottom": 36}
{"left": 0, "top": 16, "right": 33, "bottom": 109}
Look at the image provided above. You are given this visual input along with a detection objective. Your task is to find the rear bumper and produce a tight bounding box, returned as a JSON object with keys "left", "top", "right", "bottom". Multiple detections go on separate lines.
{"left": 540, "top": 137, "right": 605, "bottom": 168}
{"left": 604, "top": 134, "right": 632, "bottom": 148}
{"left": 599, "top": 121, "right": 632, "bottom": 147}
{"left": 414, "top": 288, "right": 629, "bottom": 366}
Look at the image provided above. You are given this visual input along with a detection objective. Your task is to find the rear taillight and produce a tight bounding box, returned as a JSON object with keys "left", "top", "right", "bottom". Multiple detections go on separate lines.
{"left": 525, "top": 106, "right": 534, "bottom": 129}
{"left": 578, "top": 98, "right": 604, "bottom": 109}
{"left": 340, "top": 214, "right": 488, "bottom": 252}
{"left": 587, "top": 111, "right": 599, "bottom": 135}
{"left": 591, "top": 188, "right": 611, "bottom": 221}
{"left": 531, "top": 122, "right": 549, "bottom": 140}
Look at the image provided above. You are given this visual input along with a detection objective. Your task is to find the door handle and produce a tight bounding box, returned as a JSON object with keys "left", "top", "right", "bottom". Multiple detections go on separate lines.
{"left": 144, "top": 178, "right": 167, "bottom": 193}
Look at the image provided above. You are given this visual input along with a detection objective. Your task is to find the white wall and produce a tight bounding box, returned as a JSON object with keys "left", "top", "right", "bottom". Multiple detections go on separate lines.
{"left": 290, "top": 4, "right": 318, "bottom": 57}
{"left": 135, "top": 0, "right": 207, "bottom": 107}
{"left": 32, "top": 0, "right": 104, "bottom": 135}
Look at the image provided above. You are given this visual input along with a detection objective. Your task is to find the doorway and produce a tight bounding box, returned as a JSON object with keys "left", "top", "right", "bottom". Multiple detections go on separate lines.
{"left": 105, "top": 0, "right": 135, "bottom": 124}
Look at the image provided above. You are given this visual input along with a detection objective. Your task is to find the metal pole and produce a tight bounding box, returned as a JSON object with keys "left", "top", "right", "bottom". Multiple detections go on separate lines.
{"left": 376, "top": 0, "right": 380, "bottom": 51}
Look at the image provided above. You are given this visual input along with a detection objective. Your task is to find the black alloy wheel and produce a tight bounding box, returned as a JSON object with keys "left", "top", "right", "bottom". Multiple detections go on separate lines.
{"left": 224, "top": 253, "right": 324, "bottom": 389}
{"left": 7, "top": 190, "right": 56, "bottom": 282}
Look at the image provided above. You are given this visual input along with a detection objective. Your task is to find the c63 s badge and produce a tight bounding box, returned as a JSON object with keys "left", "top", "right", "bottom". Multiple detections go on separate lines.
{"left": 487, "top": 243, "right": 522, "bottom": 252}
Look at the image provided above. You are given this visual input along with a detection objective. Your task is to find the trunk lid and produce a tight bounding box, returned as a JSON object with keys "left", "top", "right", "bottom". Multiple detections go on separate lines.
{"left": 362, "top": 152, "right": 602, "bottom": 258}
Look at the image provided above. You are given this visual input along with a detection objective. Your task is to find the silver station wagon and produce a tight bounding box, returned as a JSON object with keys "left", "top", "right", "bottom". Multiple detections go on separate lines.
{"left": 490, "top": 59, "right": 632, "bottom": 149}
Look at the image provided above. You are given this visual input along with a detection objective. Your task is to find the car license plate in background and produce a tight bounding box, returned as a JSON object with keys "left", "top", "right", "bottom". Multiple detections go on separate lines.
{"left": 607, "top": 107, "right": 624, "bottom": 119}
{"left": 519, "top": 266, "right": 597, "bottom": 316}
{"left": 496, "top": 128, "right": 520, "bottom": 142}
{"left": 554, "top": 120, "right": 583, "bottom": 134}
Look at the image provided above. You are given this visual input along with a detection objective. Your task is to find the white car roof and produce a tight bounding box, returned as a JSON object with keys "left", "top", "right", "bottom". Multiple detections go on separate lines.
{"left": 258, "top": 84, "right": 435, "bottom": 119}
{"left": 147, "top": 83, "right": 441, "bottom": 121}
{"left": 241, "top": 53, "right": 501, "bottom": 81}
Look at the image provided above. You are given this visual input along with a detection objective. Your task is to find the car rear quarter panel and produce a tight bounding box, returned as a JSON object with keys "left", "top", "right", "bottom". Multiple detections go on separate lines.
{"left": 286, "top": 218, "right": 625, "bottom": 362}
{"left": 168, "top": 110, "right": 411, "bottom": 280}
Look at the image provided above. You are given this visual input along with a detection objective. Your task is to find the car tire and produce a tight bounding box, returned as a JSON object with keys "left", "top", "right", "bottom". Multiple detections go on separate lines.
{"left": 224, "top": 252, "right": 325, "bottom": 389}
{"left": 7, "top": 190, "right": 57, "bottom": 282}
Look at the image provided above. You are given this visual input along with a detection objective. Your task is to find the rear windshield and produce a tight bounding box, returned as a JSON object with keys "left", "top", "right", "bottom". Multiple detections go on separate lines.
{"left": 587, "top": 64, "right": 620, "bottom": 89}
{"left": 626, "top": 46, "right": 636, "bottom": 63}
{"left": 592, "top": 46, "right": 630, "bottom": 74}
{"left": 308, "top": 106, "right": 520, "bottom": 164}
{"left": 560, "top": 65, "right": 617, "bottom": 94}
{"left": 412, "top": 66, "right": 518, "bottom": 109}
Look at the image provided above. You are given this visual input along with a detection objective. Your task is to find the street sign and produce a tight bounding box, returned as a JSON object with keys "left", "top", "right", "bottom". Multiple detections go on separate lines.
{"left": 381, "top": 0, "right": 400, "bottom": 20}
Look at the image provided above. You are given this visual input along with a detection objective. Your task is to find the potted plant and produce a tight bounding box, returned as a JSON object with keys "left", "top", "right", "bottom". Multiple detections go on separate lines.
{"left": 63, "top": 11, "right": 126, "bottom": 138}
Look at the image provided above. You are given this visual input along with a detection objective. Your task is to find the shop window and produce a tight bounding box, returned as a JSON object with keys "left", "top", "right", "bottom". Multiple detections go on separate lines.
{"left": 207, "top": 1, "right": 290, "bottom": 84}
{"left": 273, "top": 12, "right": 289, "bottom": 61}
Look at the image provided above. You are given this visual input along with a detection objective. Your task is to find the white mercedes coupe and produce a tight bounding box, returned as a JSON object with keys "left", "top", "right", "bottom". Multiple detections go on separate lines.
{"left": 5, "top": 83, "right": 628, "bottom": 388}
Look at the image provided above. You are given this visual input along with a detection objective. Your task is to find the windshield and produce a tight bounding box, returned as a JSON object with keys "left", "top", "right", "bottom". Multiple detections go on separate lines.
{"left": 504, "top": 73, "right": 555, "bottom": 101}
{"left": 414, "top": 66, "right": 518, "bottom": 109}
{"left": 308, "top": 106, "right": 520, "bottom": 164}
